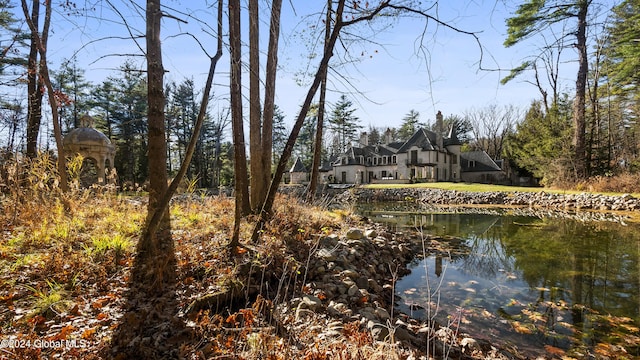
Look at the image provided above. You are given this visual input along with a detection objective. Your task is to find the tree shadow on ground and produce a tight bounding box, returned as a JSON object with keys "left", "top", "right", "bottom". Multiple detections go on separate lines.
{"left": 106, "top": 234, "right": 192, "bottom": 359}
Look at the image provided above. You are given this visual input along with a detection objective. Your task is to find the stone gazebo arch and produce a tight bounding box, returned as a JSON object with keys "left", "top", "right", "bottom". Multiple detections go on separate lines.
{"left": 63, "top": 115, "right": 116, "bottom": 186}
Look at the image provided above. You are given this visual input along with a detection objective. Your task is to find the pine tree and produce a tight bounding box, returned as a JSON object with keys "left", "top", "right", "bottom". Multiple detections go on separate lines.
{"left": 328, "top": 94, "right": 361, "bottom": 154}
{"left": 397, "top": 109, "right": 425, "bottom": 141}
{"left": 504, "top": 0, "right": 591, "bottom": 178}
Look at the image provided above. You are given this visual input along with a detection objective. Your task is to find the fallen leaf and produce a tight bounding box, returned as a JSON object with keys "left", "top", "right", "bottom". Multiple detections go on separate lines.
{"left": 92, "top": 298, "right": 110, "bottom": 309}
{"left": 512, "top": 321, "right": 532, "bottom": 334}
{"left": 544, "top": 345, "right": 565, "bottom": 356}
{"left": 81, "top": 327, "right": 97, "bottom": 339}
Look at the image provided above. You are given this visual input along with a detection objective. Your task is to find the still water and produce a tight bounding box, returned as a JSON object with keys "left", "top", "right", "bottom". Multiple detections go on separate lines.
{"left": 357, "top": 204, "right": 640, "bottom": 358}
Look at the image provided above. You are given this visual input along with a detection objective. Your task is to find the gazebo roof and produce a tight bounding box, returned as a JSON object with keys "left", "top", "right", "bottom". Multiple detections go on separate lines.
{"left": 63, "top": 115, "right": 114, "bottom": 150}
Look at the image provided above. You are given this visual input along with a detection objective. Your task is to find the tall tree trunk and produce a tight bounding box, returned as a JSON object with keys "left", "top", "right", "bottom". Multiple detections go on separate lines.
{"left": 260, "top": 0, "right": 282, "bottom": 209}
{"left": 25, "top": 0, "right": 41, "bottom": 159}
{"left": 248, "top": 0, "right": 263, "bottom": 212}
{"left": 229, "top": 0, "right": 250, "bottom": 247}
{"left": 573, "top": 1, "right": 588, "bottom": 178}
{"left": 587, "top": 44, "right": 601, "bottom": 176}
{"left": 142, "top": 0, "right": 224, "bottom": 248}
{"left": 307, "top": 0, "right": 331, "bottom": 202}
{"left": 133, "top": 0, "right": 173, "bottom": 295}
{"left": 21, "top": 0, "right": 68, "bottom": 193}
{"left": 251, "top": 0, "right": 347, "bottom": 242}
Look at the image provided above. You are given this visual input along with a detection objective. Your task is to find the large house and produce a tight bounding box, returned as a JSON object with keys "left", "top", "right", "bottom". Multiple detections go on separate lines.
{"left": 327, "top": 112, "right": 505, "bottom": 184}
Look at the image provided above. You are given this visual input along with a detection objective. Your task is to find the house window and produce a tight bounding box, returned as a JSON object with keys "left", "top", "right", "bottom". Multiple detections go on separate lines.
{"left": 367, "top": 157, "right": 372, "bottom": 165}
{"left": 410, "top": 150, "right": 418, "bottom": 164}
{"left": 470, "top": 160, "right": 476, "bottom": 167}
{"left": 382, "top": 170, "right": 387, "bottom": 178}
{"left": 383, "top": 157, "right": 387, "bottom": 165}
{"left": 374, "top": 158, "right": 378, "bottom": 165}
{"left": 392, "top": 155, "right": 396, "bottom": 164}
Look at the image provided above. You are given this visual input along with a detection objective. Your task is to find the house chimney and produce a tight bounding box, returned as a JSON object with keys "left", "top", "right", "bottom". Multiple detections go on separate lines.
{"left": 359, "top": 131, "right": 368, "bottom": 146}
{"left": 435, "top": 111, "right": 444, "bottom": 148}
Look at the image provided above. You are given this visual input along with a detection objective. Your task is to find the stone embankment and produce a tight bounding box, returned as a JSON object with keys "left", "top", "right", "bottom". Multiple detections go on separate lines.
{"left": 279, "top": 221, "right": 509, "bottom": 359}
{"left": 337, "top": 187, "right": 640, "bottom": 212}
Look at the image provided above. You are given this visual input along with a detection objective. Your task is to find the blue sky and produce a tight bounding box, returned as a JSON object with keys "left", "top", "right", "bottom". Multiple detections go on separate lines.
{"left": 42, "top": 1, "right": 578, "bottom": 131}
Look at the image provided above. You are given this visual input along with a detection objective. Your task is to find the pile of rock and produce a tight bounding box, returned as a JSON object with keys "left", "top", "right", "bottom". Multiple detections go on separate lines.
{"left": 275, "top": 223, "right": 511, "bottom": 359}
{"left": 338, "top": 188, "right": 640, "bottom": 212}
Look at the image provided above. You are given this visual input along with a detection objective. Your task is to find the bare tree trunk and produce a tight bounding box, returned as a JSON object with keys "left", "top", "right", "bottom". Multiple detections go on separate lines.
{"left": 142, "top": 0, "right": 224, "bottom": 250}
{"left": 133, "top": 0, "right": 172, "bottom": 294}
{"left": 260, "top": 0, "right": 282, "bottom": 209}
{"left": 21, "top": 0, "right": 68, "bottom": 193}
{"left": 25, "top": 0, "right": 41, "bottom": 159}
{"left": 229, "top": 0, "right": 250, "bottom": 247}
{"left": 307, "top": 0, "right": 331, "bottom": 202}
{"left": 587, "top": 41, "right": 602, "bottom": 176}
{"left": 251, "top": 0, "right": 348, "bottom": 243}
{"left": 573, "top": 0, "right": 588, "bottom": 178}
{"left": 248, "top": 0, "right": 263, "bottom": 212}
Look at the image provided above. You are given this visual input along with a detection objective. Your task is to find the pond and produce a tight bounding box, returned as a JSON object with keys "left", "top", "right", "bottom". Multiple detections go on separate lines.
{"left": 356, "top": 203, "right": 640, "bottom": 358}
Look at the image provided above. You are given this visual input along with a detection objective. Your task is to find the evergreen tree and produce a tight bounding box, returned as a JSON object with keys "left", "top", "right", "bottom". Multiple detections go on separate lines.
{"left": 294, "top": 105, "right": 317, "bottom": 169}
{"left": 0, "top": 0, "right": 28, "bottom": 85}
{"left": 271, "top": 105, "right": 288, "bottom": 168}
{"left": 165, "top": 78, "right": 200, "bottom": 178}
{"left": 505, "top": 99, "right": 573, "bottom": 185}
{"left": 367, "top": 125, "right": 381, "bottom": 145}
{"left": 90, "top": 79, "right": 118, "bottom": 140}
{"left": 439, "top": 114, "right": 473, "bottom": 144}
{"left": 328, "top": 94, "right": 361, "bottom": 154}
{"left": 603, "top": 0, "right": 640, "bottom": 105}
{"left": 397, "top": 109, "right": 425, "bottom": 141}
{"left": 52, "top": 58, "right": 93, "bottom": 132}
{"left": 504, "top": 0, "right": 592, "bottom": 178}
{"left": 110, "top": 61, "right": 148, "bottom": 185}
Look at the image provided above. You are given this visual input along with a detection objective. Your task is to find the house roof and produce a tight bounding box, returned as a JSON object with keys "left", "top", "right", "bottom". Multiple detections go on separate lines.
{"left": 319, "top": 160, "right": 333, "bottom": 172}
{"left": 460, "top": 151, "right": 502, "bottom": 172}
{"left": 397, "top": 128, "right": 439, "bottom": 152}
{"left": 290, "top": 157, "right": 308, "bottom": 173}
{"left": 334, "top": 126, "right": 462, "bottom": 165}
{"left": 444, "top": 125, "right": 462, "bottom": 146}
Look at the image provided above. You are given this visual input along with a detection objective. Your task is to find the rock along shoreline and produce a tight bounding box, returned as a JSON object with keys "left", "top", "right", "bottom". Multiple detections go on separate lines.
{"left": 282, "top": 186, "right": 639, "bottom": 359}
{"left": 335, "top": 187, "right": 640, "bottom": 212}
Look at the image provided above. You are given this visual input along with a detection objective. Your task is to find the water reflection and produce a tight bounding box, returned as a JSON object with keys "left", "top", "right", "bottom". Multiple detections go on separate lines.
{"left": 357, "top": 204, "right": 640, "bottom": 358}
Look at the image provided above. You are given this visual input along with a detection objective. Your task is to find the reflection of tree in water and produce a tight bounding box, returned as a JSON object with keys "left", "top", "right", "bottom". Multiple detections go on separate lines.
{"left": 361, "top": 203, "right": 640, "bottom": 356}
{"left": 501, "top": 218, "right": 640, "bottom": 317}
{"left": 409, "top": 213, "right": 517, "bottom": 280}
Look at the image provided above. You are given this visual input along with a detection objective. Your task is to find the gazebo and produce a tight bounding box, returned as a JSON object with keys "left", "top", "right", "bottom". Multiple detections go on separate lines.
{"left": 62, "top": 115, "right": 116, "bottom": 186}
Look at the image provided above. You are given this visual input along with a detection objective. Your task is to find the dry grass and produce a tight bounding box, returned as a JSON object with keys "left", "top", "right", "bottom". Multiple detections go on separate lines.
{"left": 0, "top": 155, "right": 425, "bottom": 359}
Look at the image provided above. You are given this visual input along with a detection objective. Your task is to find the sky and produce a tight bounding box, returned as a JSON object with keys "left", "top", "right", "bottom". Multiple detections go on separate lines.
{"left": 37, "top": 1, "right": 580, "bottom": 131}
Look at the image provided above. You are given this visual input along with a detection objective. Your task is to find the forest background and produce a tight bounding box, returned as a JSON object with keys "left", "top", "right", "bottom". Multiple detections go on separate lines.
{"left": 1, "top": 0, "right": 638, "bottom": 191}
